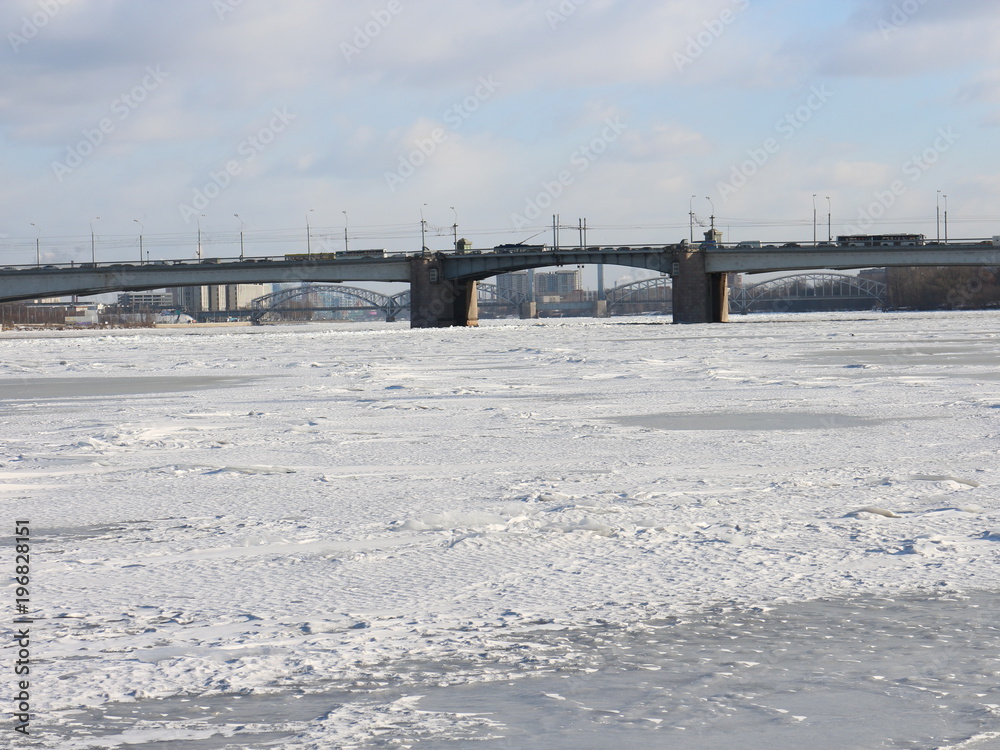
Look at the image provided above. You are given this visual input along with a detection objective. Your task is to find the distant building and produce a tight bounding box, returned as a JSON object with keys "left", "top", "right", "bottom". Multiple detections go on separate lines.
{"left": 169, "top": 284, "right": 267, "bottom": 312}
{"left": 535, "top": 270, "right": 582, "bottom": 296}
{"left": 219, "top": 284, "right": 265, "bottom": 310}
{"left": 118, "top": 292, "right": 174, "bottom": 310}
{"left": 172, "top": 286, "right": 203, "bottom": 312}
{"left": 496, "top": 272, "right": 532, "bottom": 297}
{"left": 858, "top": 268, "right": 888, "bottom": 284}
{"left": 496, "top": 270, "right": 582, "bottom": 298}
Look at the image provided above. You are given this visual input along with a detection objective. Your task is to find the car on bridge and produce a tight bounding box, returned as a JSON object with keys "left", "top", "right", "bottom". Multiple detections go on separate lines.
{"left": 837, "top": 234, "right": 925, "bottom": 247}
{"left": 493, "top": 244, "right": 547, "bottom": 253}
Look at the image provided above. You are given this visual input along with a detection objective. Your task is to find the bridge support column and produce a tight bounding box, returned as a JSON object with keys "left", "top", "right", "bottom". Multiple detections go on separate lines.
{"left": 672, "top": 247, "right": 729, "bottom": 324}
{"left": 519, "top": 301, "right": 537, "bottom": 319}
{"left": 410, "top": 256, "right": 479, "bottom": 328}
{"left": 593, "top": 299, "right": 608, "bottom": 318}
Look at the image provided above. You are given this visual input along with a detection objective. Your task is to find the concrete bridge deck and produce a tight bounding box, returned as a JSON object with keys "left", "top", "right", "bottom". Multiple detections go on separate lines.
{"left": 2, "top": 241, "right": 998, "bottom": 326}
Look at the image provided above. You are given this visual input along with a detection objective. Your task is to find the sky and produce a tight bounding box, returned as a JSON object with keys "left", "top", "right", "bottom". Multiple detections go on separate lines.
{"left": 1, "top": 0, "right": 999, "bottom": 282}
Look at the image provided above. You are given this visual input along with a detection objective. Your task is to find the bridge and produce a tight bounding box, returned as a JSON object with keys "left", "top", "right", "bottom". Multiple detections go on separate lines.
{"left": 245, "top": 274, "right": 885, "bottom": 321}
{"left": 730, "top": 273, "right": 887, "bottom": 314}
{"left": 248, "top": 284, "right": 410, "bottom": 323}
{"left": 247, "top": 281, "right": 659, "bottom": 322}
{"left": 1, "top": 238, "right": 998, "bottom": 326}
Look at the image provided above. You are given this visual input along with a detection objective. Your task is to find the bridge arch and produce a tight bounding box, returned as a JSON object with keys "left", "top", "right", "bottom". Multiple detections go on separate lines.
{"left": 249, "top": 284, "right": 395, "bottom": 322}
{"left": 446, "top": 247, "right": 677, "bottom": 283}
{"left": 251, "top": 283, "right": 536, "bottom": 322}
{"left": 731, "top": 273, "right": 886, "bottom": 314}
{"left": 606, "top": 277, "right": 673, "bottom": 314}
{"left": 477, "top": 282, "right": 529, "bottom": 308}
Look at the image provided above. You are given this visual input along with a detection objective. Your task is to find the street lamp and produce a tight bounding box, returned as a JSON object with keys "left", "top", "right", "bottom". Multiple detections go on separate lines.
{"left": 90, "top": 217, "right": 100, "bottom": 264}
{"left": 30, "top": 223, "right": 40, "bottom": 266}
{"left": 689, "top": 194, "right": 697, "bottom": 242}
{"left": 306, "top": 209, "right": 314, "bottom": 256}
{"left": 704, "top": 196, "right": 715, "bottom": 233}
{"left": 812, "top": 194, "right": 817, "bottom": 246}
{"left": 420, "top": 203, "right": 428, "bottom": 254}
{"left": 234, "top": 213, "right": 244, "bottom": 260}
{"left": 450, "top": 206, "right": 458, "bottom": 249}
{"left": 826, "top": 196, "right": 832, "bottom": 242}
{"left": 936, "top": 190, "right": 942, "bottom": 243}
{"left": 134, "top": 219, "right": 144, "bottom": 263}
{"left": 943, "top": 194, "right": 949, "bottom": 243}
{"left": 342, "top": 210, "right": 349, "bottom": 253}
{"left": 197, "top": 214, "right": 205, "bottom": 260}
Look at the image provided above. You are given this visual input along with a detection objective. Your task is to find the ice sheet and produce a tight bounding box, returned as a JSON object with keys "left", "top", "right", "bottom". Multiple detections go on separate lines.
{"left": 1, "top": 311, "right": 999, "bottom": 748}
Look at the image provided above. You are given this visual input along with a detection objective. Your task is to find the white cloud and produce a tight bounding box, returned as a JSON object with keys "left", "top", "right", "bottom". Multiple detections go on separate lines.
{"left": 2, "top": 0, "right": 1000, "bottom": 257}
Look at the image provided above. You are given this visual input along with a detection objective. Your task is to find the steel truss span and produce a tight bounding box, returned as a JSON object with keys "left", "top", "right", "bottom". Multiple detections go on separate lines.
{"left": 606, "top": 277, "right": 672, "bottom": 313}
{"left": 249, "top": 283, "right": 529, "bottom": 322}
{"left": 731, "top": 273, "right": 887, "bottom": 314}
{"left": 249, "top": 285, "right": 401, "bottom": 322}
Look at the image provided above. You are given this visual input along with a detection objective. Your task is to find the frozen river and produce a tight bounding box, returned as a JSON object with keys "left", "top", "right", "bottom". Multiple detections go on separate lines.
{"left": 2, "top": 312, "right": 999, "bottom": 748}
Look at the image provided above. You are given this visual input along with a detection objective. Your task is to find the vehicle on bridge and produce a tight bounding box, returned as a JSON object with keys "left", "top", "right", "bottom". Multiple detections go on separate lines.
{"left": 836, "top": 234, "right": 925, "bottom": 247}
{"left": 493, "top": 243, "right": 548, "bottom": 253}
{"left": 284, "top": 249, "right": 388, "bottom": 261}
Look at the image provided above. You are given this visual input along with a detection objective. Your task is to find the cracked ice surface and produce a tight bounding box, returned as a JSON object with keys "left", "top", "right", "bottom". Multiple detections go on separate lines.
{"left": 1, "top": 311, "right": 999, "bottom": 748}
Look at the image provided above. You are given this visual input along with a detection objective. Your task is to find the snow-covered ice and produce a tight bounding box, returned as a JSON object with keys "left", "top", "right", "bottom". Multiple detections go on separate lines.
{"left": 2, "top": 311, "right": 999, "bottom": 748}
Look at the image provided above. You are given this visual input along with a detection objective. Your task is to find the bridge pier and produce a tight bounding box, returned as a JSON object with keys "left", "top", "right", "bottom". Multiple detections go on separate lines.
{"left": 410, "top": 256, "right": 479, "bottom": 328}
{"left": 672, "top": 243, "right": 729, "bottom": 324}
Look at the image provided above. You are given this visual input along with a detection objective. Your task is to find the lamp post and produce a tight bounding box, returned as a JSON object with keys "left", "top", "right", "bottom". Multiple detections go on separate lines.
{"left": 689, "top": 194, "right": 697, "bottom": 242}
{"left": 704, "top": 196, "right": 715, "bottom": 233}
{"left": 133, "top": 219, "right": 144, "bottom": 263}
{"left": 826, "top": 196, "right": 832, "bottom": 242}
{"left": 30, "top": 223, "right": 40, "bottom": 266}
{"left": 420, "top": 203, "right": 428, "bottom": 254}
{"left": 197, "top": 215, "right": 205, "bottom": 260}
{"left": 812, "top": 194, "right": 817, "bottom": 246}
{"left": 306, "top": 209, "right": 314, "bottom": 256}
{"left": 450, "top": 206, "right": 458, "bottom": 249}
{"left": 90, "top": 217, "right": 100, "bottom": 264}
{"left": 234, "top": 213, "right": 244, "bottom": 260}
{"left": 936, "top": 190, "right": 942, "bottom": 243}
{"left": 342, "top": 210, "right": 349, "bottom": 253}
{"left": 943, "top": 194, "right": 949, "bottom": 243}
